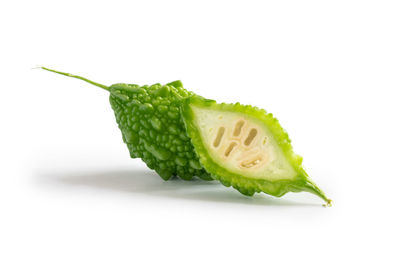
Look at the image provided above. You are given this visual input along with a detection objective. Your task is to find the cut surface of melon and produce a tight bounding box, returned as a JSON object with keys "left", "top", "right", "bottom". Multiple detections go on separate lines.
{"left": 191, "top": 106, "right": 297, "bottom": 181}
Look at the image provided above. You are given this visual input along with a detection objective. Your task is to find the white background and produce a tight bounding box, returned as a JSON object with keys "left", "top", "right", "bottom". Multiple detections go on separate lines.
{"left": 1, "top": 1, "right": 399, "bottom": 266}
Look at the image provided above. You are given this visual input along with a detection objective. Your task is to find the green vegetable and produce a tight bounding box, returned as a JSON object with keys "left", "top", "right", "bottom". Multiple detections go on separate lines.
{"left": 181, "top": 96, "right": 331, "bottom": 205}
{"left": 41, "top": 67, "right": 331, "bottom": 205}
{"left": 41, "top": 67, "right": 211, "bottom": 181}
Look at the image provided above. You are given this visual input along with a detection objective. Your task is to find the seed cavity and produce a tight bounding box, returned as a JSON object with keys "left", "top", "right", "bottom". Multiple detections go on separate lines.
{"left": 244, "top": 128, "right": 258, "bottom": 146}
{"left": 213, "top": 127, "right": 225, "bottom": 147}
{"left": 240, "top": 156, "right": 263, "bottom": 168}
{"left": 224, "top": 142, "right": 237, "bottom": 157}
{"left": 233, "top": 120, "right": 245, "bottom": 136}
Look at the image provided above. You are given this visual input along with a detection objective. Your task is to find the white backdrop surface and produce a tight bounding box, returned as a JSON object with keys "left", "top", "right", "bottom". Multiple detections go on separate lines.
{"left": 1, "top": 1, "right": 399, "bottom": 266}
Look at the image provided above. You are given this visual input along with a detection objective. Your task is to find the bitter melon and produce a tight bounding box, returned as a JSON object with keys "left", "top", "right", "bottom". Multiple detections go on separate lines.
{"left": 41, "top": 67, "right": 331, "bottom": 205}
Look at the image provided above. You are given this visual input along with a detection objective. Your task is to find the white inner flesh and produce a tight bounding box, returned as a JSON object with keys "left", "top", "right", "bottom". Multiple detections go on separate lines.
{"left": 192, "top": 106, "right": 297, "bottom": 180}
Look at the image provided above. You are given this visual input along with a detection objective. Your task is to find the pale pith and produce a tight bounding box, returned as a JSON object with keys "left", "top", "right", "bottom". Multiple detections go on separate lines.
{"left": 191, "top": 106, "right": 297, "bottom": 180}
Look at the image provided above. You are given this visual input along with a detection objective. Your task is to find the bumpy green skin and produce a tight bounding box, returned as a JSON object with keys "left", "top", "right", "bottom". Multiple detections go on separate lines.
{"left": 181, "top": 96, "right": 331, "bottom": 204}
{"left": 109, "top": 82, "right": 212, "bottom": 181}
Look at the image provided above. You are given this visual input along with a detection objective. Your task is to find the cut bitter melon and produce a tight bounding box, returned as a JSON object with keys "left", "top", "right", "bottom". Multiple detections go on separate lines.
{"left": 182, "top": 96, "right": 331, "bottom": 205}
{"left": 40, "top": 67, "right": 331, "bottom": 205}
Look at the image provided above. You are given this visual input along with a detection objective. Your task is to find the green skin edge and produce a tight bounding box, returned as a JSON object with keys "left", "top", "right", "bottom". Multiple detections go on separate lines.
{"left": 181, "top": 96, "right": 332, "bottom": 206}
{"left": 40, "top": 67, "right": 332, "bottom": 206}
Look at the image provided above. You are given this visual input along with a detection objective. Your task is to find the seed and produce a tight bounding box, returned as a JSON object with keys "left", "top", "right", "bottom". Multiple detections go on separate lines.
{"left": 233, "top": 120, "right": 245, "bottom": 136}
{"left": 244, "top": 128, "right": 257, "bottom": 146}
{"left": 213, "top": 127, "right": 225, "bottom": 147}
{"left": 224, "top": 142, "right": 237, "bottom": 157}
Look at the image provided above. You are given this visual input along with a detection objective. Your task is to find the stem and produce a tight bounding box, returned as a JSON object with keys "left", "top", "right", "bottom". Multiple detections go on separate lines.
{"left": 40, "top": 67, "right": 110, "bottom": 92}
{"left": 303, "top": 179, "right": 332, "bottom": 207}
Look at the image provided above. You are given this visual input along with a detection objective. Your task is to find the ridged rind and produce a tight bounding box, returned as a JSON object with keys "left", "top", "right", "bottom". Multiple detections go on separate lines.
{"left": 109, "top": 82, "right": 212, "bottom": 181}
